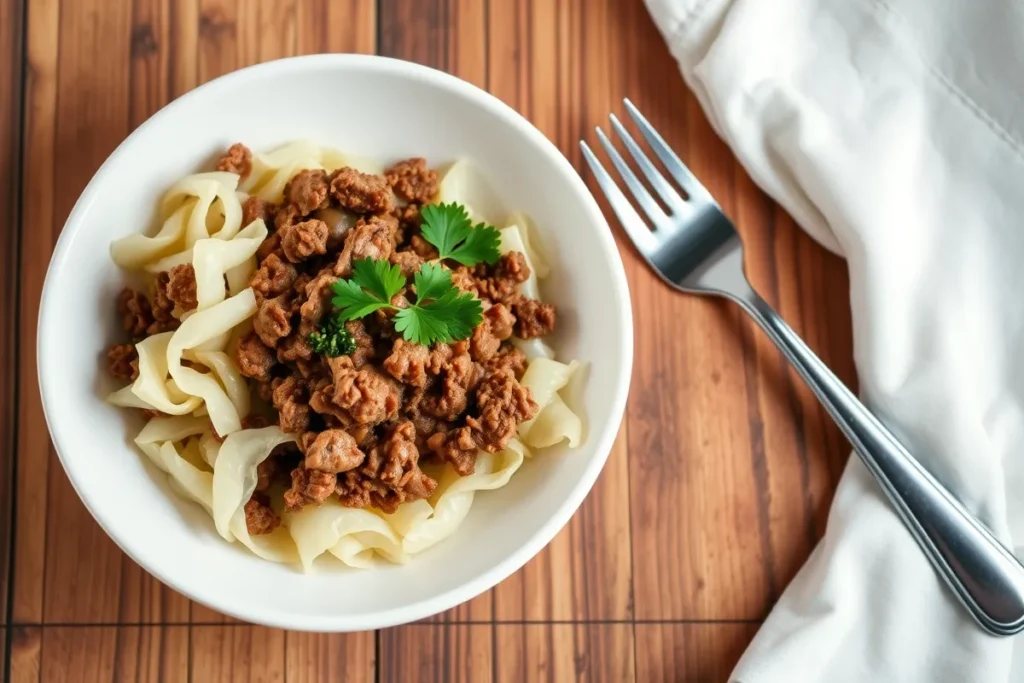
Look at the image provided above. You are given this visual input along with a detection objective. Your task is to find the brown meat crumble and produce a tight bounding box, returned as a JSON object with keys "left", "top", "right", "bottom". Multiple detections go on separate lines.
{"left": 106, "top": 144, "right": 560, "bottom": 533}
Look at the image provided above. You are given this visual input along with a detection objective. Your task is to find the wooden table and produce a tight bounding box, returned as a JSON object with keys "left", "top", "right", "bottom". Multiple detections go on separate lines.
{"left": 0, "top": 0, "right": 856, "bottom": 680}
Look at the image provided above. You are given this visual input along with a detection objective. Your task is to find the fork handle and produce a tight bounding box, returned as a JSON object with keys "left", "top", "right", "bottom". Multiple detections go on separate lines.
{"left": 738, "top": 288, "right": 1024, "bottom": 636}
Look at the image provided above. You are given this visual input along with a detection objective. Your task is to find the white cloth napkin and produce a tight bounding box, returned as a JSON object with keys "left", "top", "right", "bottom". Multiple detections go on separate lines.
{"left": 643, "top": 0, "right": 1024, "bottom": 680}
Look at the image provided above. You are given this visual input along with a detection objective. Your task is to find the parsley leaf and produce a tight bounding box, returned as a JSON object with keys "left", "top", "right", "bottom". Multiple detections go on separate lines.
{"left": 420, "top": 202, "right": 502, "bottom": 266}
{"left": 331, "top": 258, "right": 405, "bottom": 319}
{"left": 329, "top": 257, "right": 484, "bottom": 346}
{"left": 412, "top": 261, "right": 455, "bottom": 301}
{"left": 418, "top": 288, "right": 483, "bottom": 340}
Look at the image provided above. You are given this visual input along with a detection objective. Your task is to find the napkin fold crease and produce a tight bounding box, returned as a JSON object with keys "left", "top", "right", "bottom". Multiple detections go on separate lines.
{"left": 643, "top": 0, "right": 1024, "bottom": 680}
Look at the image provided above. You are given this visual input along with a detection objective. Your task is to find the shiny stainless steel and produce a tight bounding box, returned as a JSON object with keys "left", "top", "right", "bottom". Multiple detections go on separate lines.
{"left": 581, "top": 98, "right": 1024, "bottom": 637}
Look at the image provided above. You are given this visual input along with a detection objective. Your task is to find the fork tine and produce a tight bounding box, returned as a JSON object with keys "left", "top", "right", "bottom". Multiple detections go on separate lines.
{"left": 608, "top": 113, "right": 686, "bottom": 215}
{"left": 623, "top": 98, "right": 710, "bottom": 203}
{"left": 579, "top": 140, "right": 659, "bottom": 255}
{"left": 594, "top": 127, "right": 671, "bottom": 230}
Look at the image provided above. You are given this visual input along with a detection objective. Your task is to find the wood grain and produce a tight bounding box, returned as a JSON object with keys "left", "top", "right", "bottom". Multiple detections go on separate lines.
{"left": 283, "top": 631, "right": 376, "bottom": 683}
{"left": 634, "top": 623, "right": 762, "bottom": 683}
{"left": 5, "top": 0, "right": 854, "bottom": 679}
{"left": 8, "top": 627, "right": 40, "bottom": 683}
{"left": 0, "top": 0, "right": 24, "bottom": 627}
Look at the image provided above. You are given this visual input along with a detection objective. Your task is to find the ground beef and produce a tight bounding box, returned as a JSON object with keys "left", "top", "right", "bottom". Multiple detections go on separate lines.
{"left": 391, "top": 203, "right": 422, "bottom": 240}
{"left": 274, "top": 204, "right": 303, "bottom": 233}
{"left": 271, "top": 376, "right": 311, "bottom": 434}
{"left": 283, "top": 169, "right": 330, "bottom": 215}
{"left": 513, "top": 299, "right": 557, "bottom": 339}
{"left": 335, "top": 421, "right": 437, "bottom": 513}
{"left": 389, "top": 249, "right": 423, "bottom": 277}
{"left": 280, "top": 219, "right": 329, "bottom": 263}
{"left": 421, "top": 350, "right": 480, "bottom": 421}
{"left": 329, "top": 167, "right": 393, "bottom": 215}
{"left": 329, "top": 360, "right": 403, "bottom": 426}
{"left": 277, "top": 325, "right": 314, "bottom": 364}
{"left": 256, "top": 231, "right": 283, "bottom": 262}
{"left": 216, "top": 143, "right": 252, "bottom": 178}
{"left": 242, "top": 196, "right": 277, "bottom": 230}
{"left": 429, "top": 369, "right": 538, "bottom": 475}
{"left": 303, "top": 429, "right": 365, "bottom": 473}
{"left": 450, "top": 267, "right": 479, "bottom": 297}
{"left": 334, "top": 215, "right": 397, "bottom": 277}
{"left": 235, "top": 332, "right": 276, "bottom": 382}
{"left": 471, "top": 369, "right": 538, "bottom": 452}
{"left": 298, "top": 266, "right": 337, "bottom": 324}
{"left": 410, "top": 235, "right": 438, "bottom": 259}
{"left": 484, "top": 345, "right": 528, "bottom": 379}
{"left": 107, "top": 344, "right": 138, "bottom": 381}
{"left": 148, "top": 272, "right": 179, "bottom": 334}
{"left": 165, "top": 263, "right": 198, "bottom": 312}
{"left": 254, "top": 293, "right": 293, "bottom": 347}
{"left": 117, "top": 288, "right": 153, "bottom": 337}
{"left": 348, "top": 320, "right": 376, "bottom": 367}
{"left": 470, "top": 303, "right": 515, "bottom": 362}
{"left": 250, "top": 253, "right": 297, "bottom": 302}
{"left": 385, "top": 158, "right": 439, "bottom": 204}
{"left": 383, "top": 339, "right": 430, "bottom": 387}
{"left": 283, "top": 467, "right": 336, "bottom": 512}
{"left": 244, "top": 494, "right": 280, "bottom": 535}
{"left": 475, "top": 252, "right": 531, "bottom": 305}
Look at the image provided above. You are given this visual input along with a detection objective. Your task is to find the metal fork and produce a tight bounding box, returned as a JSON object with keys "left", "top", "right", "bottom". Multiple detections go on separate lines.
{"left": 581, "top": 99, "right": 1024, "bottom": 636}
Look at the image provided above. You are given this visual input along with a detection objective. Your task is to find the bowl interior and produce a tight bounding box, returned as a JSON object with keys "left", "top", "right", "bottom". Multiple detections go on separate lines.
{"left": 38, "top": 55, "right": 632, "bottom": 630}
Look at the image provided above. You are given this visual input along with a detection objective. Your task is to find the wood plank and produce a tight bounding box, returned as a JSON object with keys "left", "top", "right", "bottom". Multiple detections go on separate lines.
{"left": 8, "top": 626, "right": 41, "bottom": 683}
{"left": 189, "top": 624, "right": 285, "bottom": 682}
{"left": 379, "top": 624, "right": 493, "bottom": 683}
{"left": 0, "top": 0, "right": 25, "bottom": 626}
{"left": 9, "top": 627, "right": 192, "bottom": 683}
{"left": 634, "top": 623, "right": 761, "bottom": 683}
{"left": 295, "top": 0, "right": 375, "bottom": 55}
{"left": 283, "top": 631, "right": 376, "bottom": 683}
{"left": 380, "top": 624, "right": 635, "bottom": 682}
{"left": 13, "top": 0, "right": 59, "bottom": 625}
{"left": 16, "top": 0, "right": 135, "bottom": 625}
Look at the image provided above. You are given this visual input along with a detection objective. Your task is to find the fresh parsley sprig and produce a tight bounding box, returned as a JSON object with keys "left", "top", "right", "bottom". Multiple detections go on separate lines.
{"left": 330, "top": 258, "right": 483, "bottom": 346}
{"left": 419, "top": 202, "right": 501, "bottom": 267}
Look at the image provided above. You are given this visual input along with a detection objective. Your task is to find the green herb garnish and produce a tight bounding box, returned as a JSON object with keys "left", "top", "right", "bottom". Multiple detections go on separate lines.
{"left": 419, "top": 202, "right": 502, "bottom": 267}
{"left": 307, "top": 316, "right": 357, "bottom": 357}
{"left": 331, "top": 258, "right": 483, "bottom": 346}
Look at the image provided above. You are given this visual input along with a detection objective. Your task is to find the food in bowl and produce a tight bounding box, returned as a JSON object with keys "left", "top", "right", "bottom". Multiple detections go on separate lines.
{"left": 103, "top": 140, "right": 583, "bottom": 570}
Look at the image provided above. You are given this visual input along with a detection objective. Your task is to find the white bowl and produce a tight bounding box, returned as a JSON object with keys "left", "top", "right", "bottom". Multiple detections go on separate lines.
{"left": 37, "top": 54, "right": 632, "bottom": 631}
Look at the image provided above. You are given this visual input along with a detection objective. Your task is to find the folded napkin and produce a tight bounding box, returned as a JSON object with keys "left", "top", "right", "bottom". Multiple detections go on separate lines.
{"left": 644, "top": 0, "right": 1024, "bottom": 680}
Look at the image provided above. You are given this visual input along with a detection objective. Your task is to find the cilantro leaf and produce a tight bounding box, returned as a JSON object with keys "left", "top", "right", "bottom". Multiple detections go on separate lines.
{"left": 413, "top": 262, "right": 454, "bottom": 301}
{"left": 393, "top": 307, "right": 451, "bottom": 346}
{"left": 420, "top": 288, "right": 483, "bottom": 340}
{"left": 353, "top": 257, "right": 406, "bottom": 301}
{"left": 330, "top": 258, "right": 405, "bottom": 320}
{"left": 449, "top": 221, "right": 502, "bottom": 266}
{"left": 420, "top": 203, "right": 473, "bottom": 256}
{"left": 394, "top": 288, "right": 483, "bottom": 345}
{"left": 328, "top": 257, "right": 485, "bottom": 346}
{"left": 330, "top": 279, "right": 390, "bottom": 319}
{"left": 419, "top": 202, "right": 502, "bottom": 266}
